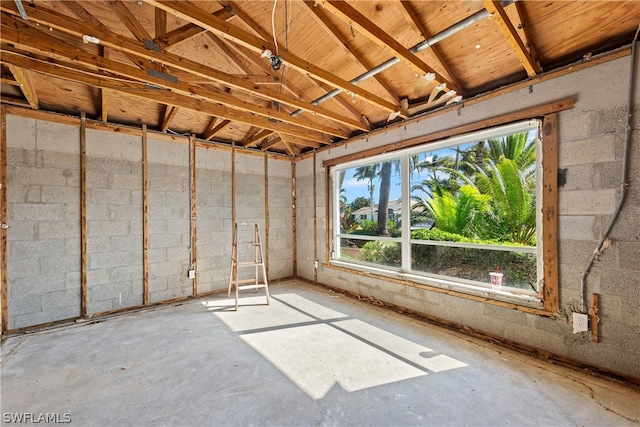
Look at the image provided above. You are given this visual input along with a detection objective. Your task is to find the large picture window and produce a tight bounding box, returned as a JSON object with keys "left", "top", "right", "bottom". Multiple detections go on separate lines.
{"left": 332, "top": 121, "right": 543, "bottom": 299}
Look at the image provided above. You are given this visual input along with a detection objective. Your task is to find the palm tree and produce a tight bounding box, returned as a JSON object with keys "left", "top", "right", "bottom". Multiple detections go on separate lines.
{"left": 426, "top": 185, "right": 489, "bottom": 237}
{"left": 471, "top": 157, "right": 536, "bottom": 245}
{"left": 353, "top": 164, "right": 379, "bottom": 220}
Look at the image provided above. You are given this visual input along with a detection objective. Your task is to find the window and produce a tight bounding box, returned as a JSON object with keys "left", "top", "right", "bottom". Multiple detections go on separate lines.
{"left": 332, "top": 121, "right": 543, "bottom": 299}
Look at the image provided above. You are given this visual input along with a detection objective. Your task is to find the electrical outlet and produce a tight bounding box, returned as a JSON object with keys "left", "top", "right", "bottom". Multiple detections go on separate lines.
{"left": 188, "top": 269, "right": 195, "bottom": 279}
{"left": 573, "top": 312, "right": 588, "bottom": 333}
{"left": 314, "top": 260, "right": 319, "bottom": 269}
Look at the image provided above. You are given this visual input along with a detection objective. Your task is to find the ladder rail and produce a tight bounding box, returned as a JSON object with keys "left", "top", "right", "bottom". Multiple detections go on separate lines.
{"left": 228, "top": 222, "right": 270, "bottom": 310}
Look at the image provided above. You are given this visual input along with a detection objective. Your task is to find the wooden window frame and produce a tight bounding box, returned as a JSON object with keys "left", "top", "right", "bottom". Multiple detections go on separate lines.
{"left": 323, "top": 100, "right": 566, "bottom": 315}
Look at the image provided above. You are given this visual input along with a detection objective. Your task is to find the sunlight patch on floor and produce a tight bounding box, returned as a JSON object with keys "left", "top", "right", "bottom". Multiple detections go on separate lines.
{"left": 205, "top": 293, "right": 467, "bottom": 399}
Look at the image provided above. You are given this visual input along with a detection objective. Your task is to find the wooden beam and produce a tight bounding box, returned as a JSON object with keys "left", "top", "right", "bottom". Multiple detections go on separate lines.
{"left": 6, "top": 65, "right": 38, "bottom": 109}
{"left": 1, "top": 106, "right": 8, "bottom": 332}
{"left": 153, "top": 5, "right": 235, "bottom": 48}
{"left": 100, "top": 47, "right": 109, "bottom": 122}
{"left": 242, "top": 129, "right": 274, "bottom": 148}
{"left": 396, "top": 1, "right": 463, "bottom": 95}
{"left": 259, "top": 135, "right": 281, "bottom": 150}
{"left": 291, "top": 162, "right": 297, "bottom": 275}
{"left": 160, "top": 105, "right": 179, "bottom": 132}
{"left": 189, "top": 134, "right": 197, "bottom": 296}
{"left": 142, "top": 0, "right": 400, "bottom": 114}
{"left": 142, "top": 124, "right": 149, "bottom": 305}
{"left": 323, "top": 98, "right": 574, "bottom": 167}
{"left": 201, "top": 116, "right": 218, "bottom": 139}
{"left": 0, "top": 49, "right": 329, "bottom": 143}
{"left": 0, "top": 27, "right": 345, "bottom": 138}
{"left": 80, "top": 112, "right": 88, "bottom": 318}
{"left": 590, "top": 293, "right": 599, "bottom": 343}
{"left": 303, "top": 1, "right": 399, "bottom": 103}
{"left": 315, "top": 0, "right": 455, "bottom": 90}
{"left": 0, "top": 77, "right": 19, "bottom": 86}
{"left": 203, "top": 119, "right": 231, "bottom": 141}
{"left": 263, "top": 152, "right": 269, "bottom": 278}
{"left": 107, "top": 1, "right": 152, "bottom": 42}
{"left": 0, "top": 12, "right": 364, "bottom": 133}
{"left": 483, "top": 0, "right": 541, "bottom": 77}
{"left": 277, "top": 133, "right": 296, "bottom": 156}
{"left": 541, "top": 112, "right": 558, "bottom": 313}
{"left": 154, "top": 8, "right": 166, "bottom": 38}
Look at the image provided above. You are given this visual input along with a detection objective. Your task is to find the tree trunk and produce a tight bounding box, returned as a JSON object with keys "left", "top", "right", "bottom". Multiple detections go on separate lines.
{"left": 377, "top": 162, "right": 392, "bottom": 236}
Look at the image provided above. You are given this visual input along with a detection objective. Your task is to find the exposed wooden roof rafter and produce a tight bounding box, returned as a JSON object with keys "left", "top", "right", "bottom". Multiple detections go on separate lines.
{"left": 153, "top": 5, "right": 235, "bottom": 48}
{"left": 142, "top": 0, "right": 400, "bottom": 115}
{"left": 483, "top": 0, "right": 541, "bottom": 77}
{"left": 106, "top": 0, "right": 152, "bottom": 42}
{"left": 0, "top": 11, "right": 360, "bottom": 135}
{"left": 0, "top": 49, "right": 328, "bottom": 143}
{"left": 6, "top": 64, "right": 38, "bottom": 109}
{"left": 396, "top": 1, "right": 464, "bottom": 96}
{"left": 203, "top": 118, "right": 231, "bottom": 141}
{"left": 314, "top": 0, "right": 457, "bottom": 93}
{"left": 302, "top": 0, "right": 399, "bottom": 103}
{"left": 160, "top": 105, "right": 179, "bottom": 132}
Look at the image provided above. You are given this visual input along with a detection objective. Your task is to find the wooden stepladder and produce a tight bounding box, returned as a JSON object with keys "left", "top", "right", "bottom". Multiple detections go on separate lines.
{"left": 228, "top": 222, "right": 270, "bottom": 310}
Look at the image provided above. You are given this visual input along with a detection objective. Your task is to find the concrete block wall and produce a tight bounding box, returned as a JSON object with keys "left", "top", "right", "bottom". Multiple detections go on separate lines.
{"left": 267, "top": 157, "right": 293, "bottom": 279}
{"left": 86, "top": 130, "right": 143, "bottom": 313}
{"left": 195, "top": 147, "right": 232, "bottom": 294}
{"left": 298, "top": 53, "right": 640, "bottom": 379}
{"left": 6, "top": 116, "right": 81, "bottom": 329}
{"left": 4, "top": 116, "right": 293, "bottom": 330}
{"left": 147, "top": 138, "right": 191, "bottom": 303}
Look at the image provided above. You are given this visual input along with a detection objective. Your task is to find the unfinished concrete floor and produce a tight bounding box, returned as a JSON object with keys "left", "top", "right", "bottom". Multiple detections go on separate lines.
{"left": 2, "top": 280, "right": 639, "bottom": 426}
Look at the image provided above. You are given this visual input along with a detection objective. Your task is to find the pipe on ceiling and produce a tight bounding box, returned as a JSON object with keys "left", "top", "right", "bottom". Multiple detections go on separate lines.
{"left": 291, "top": 1, "right": 517, "bottom": 118}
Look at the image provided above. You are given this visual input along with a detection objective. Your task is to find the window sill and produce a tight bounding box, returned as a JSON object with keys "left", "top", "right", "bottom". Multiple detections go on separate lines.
{"left": 327, "top": 260, "right": 550, "bottom": 315}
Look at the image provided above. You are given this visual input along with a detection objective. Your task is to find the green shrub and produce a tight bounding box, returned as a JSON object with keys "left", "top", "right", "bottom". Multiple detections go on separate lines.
{"left": 361, "top": 241, "right": 401, "bottom": 267}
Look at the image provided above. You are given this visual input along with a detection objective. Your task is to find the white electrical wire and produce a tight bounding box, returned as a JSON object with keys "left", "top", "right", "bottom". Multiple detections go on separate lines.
{"left": 271, "top": 0, "right": 279, "bottom": 56}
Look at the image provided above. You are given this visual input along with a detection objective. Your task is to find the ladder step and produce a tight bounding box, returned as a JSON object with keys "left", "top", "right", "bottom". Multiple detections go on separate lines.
{"left": 238, "top": 242, "right": 260, "bottom": 246}
{"left": 232, "top": 278, "right": 261, "bottom": 285}
{"left": 236, "top": 261, "right": 263, "bottom": 267}
{"left": 237, "top": 284, "right": 268, "bottom": 291}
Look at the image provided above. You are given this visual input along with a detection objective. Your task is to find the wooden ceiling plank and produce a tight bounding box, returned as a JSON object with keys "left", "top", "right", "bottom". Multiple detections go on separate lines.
{"left": 277, "top": 134, "right": 296, "bottom": 156}
{"left": 142, "top": 0, "right": 399, "bottom": 114}
{"left": 483, "top": 0, "right": 541, "bottom": 77}
{"left": 303, "top": 1, "right": 399, "bottom": 103}
{"left": 224, "top": 0, "right": 367, "bottom": 122}
{"left": 315, "top": 0, "right": 454, "bottom": 90}
{"left": 204, "top": 119, "right": 231, "bottom": 141}
{"left": 204, "top": 33, "right": 253, "bottom": 75}
{"left": 107, "top": 0, "right": 152, "bottom": 42}
{"left": 396, "top": 1, "right": 464, "bottom": 95}
{"left": 55, "top": 0, "right": 154, "bottom": 71}
{"left": 0, "top": 16, "right": 357, "bottom": 136}
{"left": 153, "top": 5, "right": 234, "bottom": 48}
{"left": 161, "top": 105, "right": 179, "bottom": 131}
{"left": 6, "top": 64, "right": 38, "bottom": 109}
{"left": 0, "top": 49, "right": 327, "bottom": 143}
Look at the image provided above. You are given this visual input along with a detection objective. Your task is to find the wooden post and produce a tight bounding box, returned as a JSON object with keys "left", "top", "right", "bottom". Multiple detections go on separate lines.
{"left": 80, "top": 113, "right": 88, "bottom": 317}
{"left": 325, "top": 165, "right": 331, "bottom": 264}
{"left": 142, "top": 124, "right": 149, "bottom": 305}
{"left": 313, "top": 152, "right": 317, "bottom": 282}
{"left": 590, "top": 293, "right": 600, "bottom": 343}
{"left": 264, "top": 152, "right": 269, "bottom": 279}
{"left": 291, "top": 161, "right": 297, "bottom": 277}
{"left": 541, "top": 113, "right": 559, "bottom": 313}
{"left": 1, "top": 106, "right": 8, "bottom": 332}
{"left": 231, "top": 141, "right": 236, "bottom": 234}
{"left": 189, "top": 134, "right": 197, "bottom": 295}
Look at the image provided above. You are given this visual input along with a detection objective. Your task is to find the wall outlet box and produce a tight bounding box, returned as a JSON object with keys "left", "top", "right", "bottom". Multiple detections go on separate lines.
{"left": 188, "top": 269, "right": 195, "bottom": 279}
{"left": 573, "top": 312, "right": 588, "bottom": 333}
